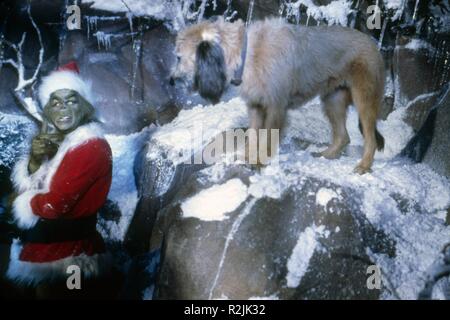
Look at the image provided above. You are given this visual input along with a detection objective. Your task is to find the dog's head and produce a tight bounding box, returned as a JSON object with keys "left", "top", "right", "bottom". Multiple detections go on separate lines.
{"left": 170, "top": 18, "right": 244, "bottom": 104}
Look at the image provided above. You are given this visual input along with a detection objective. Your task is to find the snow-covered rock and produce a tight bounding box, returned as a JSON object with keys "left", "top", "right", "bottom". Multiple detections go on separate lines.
{"left": 130, "top": 98, "right": 247, "bottom": 254}
{"left": 0, "top": 112, "right": 36, "bottom": 169}
{"left": 145, "top": 96, "right": 450, "bottom": 299}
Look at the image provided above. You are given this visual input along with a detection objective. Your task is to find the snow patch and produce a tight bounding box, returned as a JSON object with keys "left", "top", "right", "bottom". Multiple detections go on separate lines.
{"left": 0, "top": 112, "right": 36, "bottom": 168}
{"left": 82, "top": 0, "right": 217, "bottom": 30}
{"left": 284, "top": 0, "right": 353, "bottom": 26}
{"left": 384, "top": 0, "right": 406, "bottom": 21}
{"left": 248, "top": 294, "right": 279, "bottom": 300}
{"left": 147, "top": 97, "right": 247, "bottom": 165}
{"left": 285, "top": 96, "right": 414, "bottom": 160}
{"left": 181, "top": 178, "right": 248, "bottom": 221}
{"left": 286, "top": 225, "right": 328, "bottom": 288}
{"left": 100, "top": 127, "right": 151, "bottom": 241}
{"left": 83, "top": 0, "right": 169, "bottom": 19}
{"left": 248, "top": 163, "right": 288, "bottom": 199}
{"left": 316, "top": 188, "right": 339, "bottom": 207}
{"left": 384, "top": 0, "right": 403, "bottom": 10}
{"left": 404, "top": 39, "right": 436, "bottom": 53}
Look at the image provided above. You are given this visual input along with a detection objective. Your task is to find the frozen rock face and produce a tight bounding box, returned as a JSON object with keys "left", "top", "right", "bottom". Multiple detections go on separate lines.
{"left": 422, "top": 88, "right": 450, "bottom": 178}
{"left": 144, "top": 97, "right": 450, "bottom": 300}
{"left": 150, "top": 152, "right": 450, "bottom": 299}
{"left": 393, "top": 35, "right": 447, "bottom": 130}
{"left": 129, "top": 98, "right": 248, "bottom": 254}
{"left": 150, "top": 166, "right": 386, "bottom": 299}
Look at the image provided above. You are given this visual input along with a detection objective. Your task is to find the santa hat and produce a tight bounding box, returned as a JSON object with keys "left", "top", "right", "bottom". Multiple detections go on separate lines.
{"left": 38, "top": 61, "right": 93, "bottom": 107}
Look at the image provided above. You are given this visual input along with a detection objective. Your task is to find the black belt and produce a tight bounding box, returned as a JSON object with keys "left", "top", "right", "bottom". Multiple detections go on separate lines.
{"left": 20, "top": 215, "right": 98, "bottom": 244}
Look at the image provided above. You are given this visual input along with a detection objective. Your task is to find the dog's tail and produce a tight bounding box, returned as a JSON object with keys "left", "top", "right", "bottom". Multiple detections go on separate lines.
{"left": 358, "top": 120, "right": 385, "bottom": 151}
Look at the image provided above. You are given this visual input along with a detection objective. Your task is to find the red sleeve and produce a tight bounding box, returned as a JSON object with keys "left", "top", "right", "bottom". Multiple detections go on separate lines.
{"left": 30, "top": 138, "right": 112, "bottom": 219}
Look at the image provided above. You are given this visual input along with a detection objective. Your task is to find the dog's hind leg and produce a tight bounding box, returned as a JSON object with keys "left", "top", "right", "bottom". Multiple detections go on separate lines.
{"left": 317, "top": 88, "right": 351, "bottom": 159}
{"left": 350, "top": 79, "right": 380, "bottom": 175}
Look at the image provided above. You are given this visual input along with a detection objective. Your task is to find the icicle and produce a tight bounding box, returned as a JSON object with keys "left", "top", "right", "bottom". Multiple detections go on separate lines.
{"left": 59, "top": 0, "right": 69, "bottom": 54}
{"left": 395, "top": 0, "right": 406, "bottom": 22}
{"left": 126, "top": 12, "right": 134, "bottom": 33}
{"left": 130, "top": 37, "right": 142, "bottom": 100}
{"left": 85, "top": 16, "right": 99, "bottom": 39}
{"left": 94, "top": 31, "right": 112, "bottom": 50}
{"left": 86, "top": 17, "right": 90, "bottom": 38}
{"left": 224, "top": 0, "right": 237, "bottom": 21}
{"left": 278, "top": 1, "right": 285, "bottom": 17}
{"left": 378, "top": 18, "right": 388, "bottom": 49}
{"left": 246, "top": 0, "right": 255, "bottom": 27}
{"left": 412, "top": 0, "right": 420, "bottom": 21}
{"left": 197, "top": 0, "right": 208, "bottom": 23}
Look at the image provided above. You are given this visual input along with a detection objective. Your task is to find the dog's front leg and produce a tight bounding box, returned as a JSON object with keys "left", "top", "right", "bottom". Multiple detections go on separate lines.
{"left": 245, "top": 104, "right": 265, "bottom": 165}
{"left": 258, "top": 105, "right": 285, "bottom": 165}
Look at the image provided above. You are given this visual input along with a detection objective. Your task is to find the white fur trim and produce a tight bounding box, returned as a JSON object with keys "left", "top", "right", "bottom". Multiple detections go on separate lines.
{"left": 10, "top": 123, "right": 105, "bottom": 230}
{"left": 11, "top": 156, "right": 38, "bottom": 193}
{"left": 7, "top": 239, "right": 112, "bottom": 286}
{"left": 39, "top": 70, "right": 93, "bottom": 107}
{"left": 12, "top": 190, "right": 40, "bottom": 229}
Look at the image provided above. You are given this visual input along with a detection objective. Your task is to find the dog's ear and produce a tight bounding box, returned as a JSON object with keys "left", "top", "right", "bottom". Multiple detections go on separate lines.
{"left": 194, "top": 40, "right": 227, "bottom": 104}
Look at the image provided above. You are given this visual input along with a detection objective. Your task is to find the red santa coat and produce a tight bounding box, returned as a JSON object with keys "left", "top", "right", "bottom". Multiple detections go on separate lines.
{"left": 7, "top": 122, "right": 113, "bottom": 286}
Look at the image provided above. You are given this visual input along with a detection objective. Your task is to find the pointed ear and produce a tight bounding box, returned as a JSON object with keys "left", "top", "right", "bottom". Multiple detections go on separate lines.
{"left": 194, "top": 40, "right": 227, "bottom": 104}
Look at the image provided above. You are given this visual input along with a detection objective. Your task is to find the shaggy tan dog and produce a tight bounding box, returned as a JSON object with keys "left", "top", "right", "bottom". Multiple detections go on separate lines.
{"left": 170, "top": 18, "right": 385, "bottom": 174}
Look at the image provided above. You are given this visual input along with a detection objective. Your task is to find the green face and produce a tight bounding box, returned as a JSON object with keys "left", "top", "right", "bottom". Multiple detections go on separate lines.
{"left": 44, "top": 89, "right": 92, "bottom": 133}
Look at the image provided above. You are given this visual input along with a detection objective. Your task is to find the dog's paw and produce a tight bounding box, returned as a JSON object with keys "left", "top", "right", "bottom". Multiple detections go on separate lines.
{"left": 353, "top": 164, "right": 372, "bottom": 175}
{"left": 312, "top": 149, "right": 341, "bottom": 160}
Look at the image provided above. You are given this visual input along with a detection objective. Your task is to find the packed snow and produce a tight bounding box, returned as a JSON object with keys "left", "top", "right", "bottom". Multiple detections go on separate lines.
{"left": 168, "top": 95, "right": 449, "bottom": 299}
{"left": 286, "top": 225, "right": 329, "bottom": 288}
{"left": 248, "top": 294, "right": 280, "bottom": 300}
{"left": 315, "top": 188, "right": 341, "bottom": 207}
{"left": 82, "top": 0, "right": 217, "bottom": 30}
{"left": 146, "top": 97, "right": 247, "bottom": 166}
{"left": 0, "top": 111, "right": 36, "bottom": 168}
{"left": 383, "top": 0, "right": 406, "bottom": 21}
{"left": 181, "top": 178, "right": 248, "bottom": 221}
{"left": 100, "top": 127, "right": 151, "bottom": 241}
{"left": 82, "top": 0, "right": 170, "bottom": 19}
{"left": 404, "top": 39, "right": 436, "bottom": 53}
{"left": 283, "top": 0, "right": 353, "bottom": 26}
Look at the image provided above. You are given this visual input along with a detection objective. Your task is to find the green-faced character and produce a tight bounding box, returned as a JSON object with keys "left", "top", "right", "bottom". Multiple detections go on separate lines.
{"left": 43, "top": 89, "right": 95, "bottom": 134}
